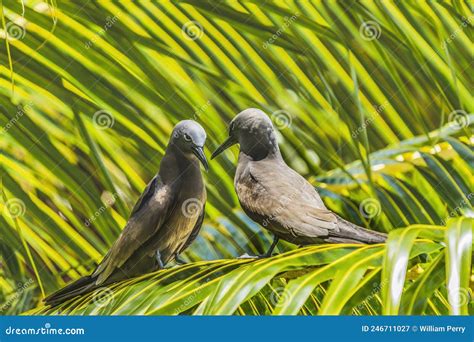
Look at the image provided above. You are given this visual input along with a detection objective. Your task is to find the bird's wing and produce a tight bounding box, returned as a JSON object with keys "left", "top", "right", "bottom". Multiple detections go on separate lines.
{"left": 239, "top": 161, "right": 338, "bottom": 238}
{"left": 129, "top": 175, "right": 159, "bottom": 216}
{"left": 177, "top": 202, "right": 205, "bottom": 255}
{"left": 93, "top": 175, "right": 173, "bottom": 284}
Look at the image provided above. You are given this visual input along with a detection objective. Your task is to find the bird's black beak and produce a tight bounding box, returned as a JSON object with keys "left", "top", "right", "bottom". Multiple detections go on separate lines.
{"left": 192, "top": 145, "right": 209, "bottom": 171}
{"left": 211, "top": 136, "right": 237, "bottom": 159}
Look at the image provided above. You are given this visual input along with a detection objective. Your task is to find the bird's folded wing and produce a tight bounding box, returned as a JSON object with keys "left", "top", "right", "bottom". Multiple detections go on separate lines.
{"left": 93, "top": 175, "right": 173, "bottom": 284}
{"left": 243, "top": 164, "right": 338, "bottom": 238}
{"left": 129, "top": 176, "right": 160, "bottom": 216}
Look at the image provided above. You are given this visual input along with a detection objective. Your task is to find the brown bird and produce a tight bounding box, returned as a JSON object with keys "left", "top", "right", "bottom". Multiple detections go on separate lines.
{"left": 45, "top": 120, "right": 208, "bottom": 305}
{"left": 211, "top": 108, "right": 386, "bottom": 257}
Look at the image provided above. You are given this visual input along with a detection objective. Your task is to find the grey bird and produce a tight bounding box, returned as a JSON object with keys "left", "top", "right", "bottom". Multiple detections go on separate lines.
{"left": 211, "top": 108, "right": 386, "bottom": 257}
{"left": 45, "top": 120, "right": 208, "bottom": 306}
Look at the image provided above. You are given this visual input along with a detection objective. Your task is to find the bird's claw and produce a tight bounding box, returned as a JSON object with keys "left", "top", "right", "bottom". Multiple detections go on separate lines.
{"left": 174, "top": 254, "right": 187, "bottom": 265}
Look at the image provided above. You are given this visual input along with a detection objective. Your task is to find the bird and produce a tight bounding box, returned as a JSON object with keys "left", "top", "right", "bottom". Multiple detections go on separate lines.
{"left": 211, "top": 108, "right": 386, "bottom": 258}
{"left": 44, "top": 120, "right": 208, "bottom": 306}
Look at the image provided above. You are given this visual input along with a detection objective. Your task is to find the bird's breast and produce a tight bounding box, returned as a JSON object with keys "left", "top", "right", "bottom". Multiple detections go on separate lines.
{"left": 149, "top": 190, "right": 204, "bottom": 259}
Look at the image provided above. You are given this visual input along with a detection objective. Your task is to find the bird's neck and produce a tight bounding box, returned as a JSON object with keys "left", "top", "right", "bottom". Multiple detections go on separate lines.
{"left": 159, "top": 144, "right": 201, "bottom": 184}
{"left": 239, "top": 130, "right": 282, "bottom": 161}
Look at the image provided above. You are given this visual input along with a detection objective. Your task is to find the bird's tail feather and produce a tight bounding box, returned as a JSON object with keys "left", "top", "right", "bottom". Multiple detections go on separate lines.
{"left": 43, "top": 275, "right": 98, "bottom": 307}
{"left": 328, "top": 215, "right": 387, "bottom": 244}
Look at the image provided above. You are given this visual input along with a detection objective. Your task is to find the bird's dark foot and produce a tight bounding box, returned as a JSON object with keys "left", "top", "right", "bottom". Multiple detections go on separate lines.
{"left": 237, "top": 236, "right": 280, "bottom": 259}
{"left": 238, "top": 236, "right": 280, "bottom": 259}
{"left": 174, "top": 254, "right": 187, "bottom": 265}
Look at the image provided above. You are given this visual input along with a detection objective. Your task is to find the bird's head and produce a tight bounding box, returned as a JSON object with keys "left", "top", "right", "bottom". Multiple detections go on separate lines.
{"left": 211, "top": 108, "right": 279, "bottom": 161}
{"left": 171, "top": 120, "right": 208, "bottom": 171}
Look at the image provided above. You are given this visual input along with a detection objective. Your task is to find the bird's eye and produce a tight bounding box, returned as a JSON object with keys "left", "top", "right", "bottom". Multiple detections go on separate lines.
{"left": 183, "top": 133, "right": 191, "bottom": 142}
